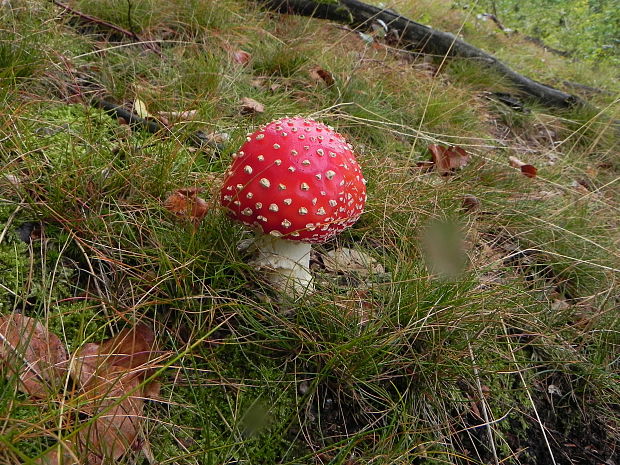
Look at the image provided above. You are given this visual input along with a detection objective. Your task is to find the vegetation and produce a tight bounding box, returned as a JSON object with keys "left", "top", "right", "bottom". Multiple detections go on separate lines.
{"left": 0, "top": 0, "right": 618, "bottom": 464}
{"left": 460, "top": 0, "right": 620, "bottom": 64}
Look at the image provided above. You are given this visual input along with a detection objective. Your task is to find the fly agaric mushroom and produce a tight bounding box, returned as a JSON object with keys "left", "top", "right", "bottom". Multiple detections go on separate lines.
{"left": 220, "top": 117, "right": 367, "bottom": 294}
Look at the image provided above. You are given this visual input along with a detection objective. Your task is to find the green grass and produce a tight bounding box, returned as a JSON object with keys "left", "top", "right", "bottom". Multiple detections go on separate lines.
{"left": 0, "top": 1, "right": 618, "bottom": 464}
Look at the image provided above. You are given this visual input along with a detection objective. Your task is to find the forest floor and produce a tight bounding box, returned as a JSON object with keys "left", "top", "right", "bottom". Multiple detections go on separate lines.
{"left": 0, "top": 1, "right": 619, "bottom": 464}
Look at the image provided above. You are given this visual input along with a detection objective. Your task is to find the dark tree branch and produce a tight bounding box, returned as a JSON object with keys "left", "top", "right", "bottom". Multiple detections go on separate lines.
{"left": 259, "top": 0, "right": 584, "bottom": 109}
{"left": 91, "top": 98, "right": 163, "bottom": 134}
{"left": 90, "top": 98, "right": 216, "bottom": 149}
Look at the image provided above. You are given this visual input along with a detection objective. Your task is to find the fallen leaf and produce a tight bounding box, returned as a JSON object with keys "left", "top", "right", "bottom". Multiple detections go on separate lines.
{"left": 4, "top": 174, "right": 21, "bottom": 188}
{"left": 570, "top": 179, "right": 590, "bottom": 195}
{"left": 508, "top": 156, "right": 537, "bottom": 178}
{"left": 157, "top": 110, "right": 198, "bottom": 121}
{"left": 239, "top": 97, "right": 264, "bottom": 115}
{"left": 250, "top": 78, "right": 267, "bottom": 89}
{"left": 203, "top": 131, "right": 230, "bottom": 147}
{"left": 164, "top": 188, "right": 209, "bottom": 225}
{"left": 428, "top": 145, "right": 471, "bottom": 174}
{"left": 308, "top": 66, "right": 335, "bottom": 86}
{"left": 59, "top": 324, "right": 161, "bottom": 465}
{"left": 461, "top": 194, "right": 481, "bottom": 212}
{"left": 0, "top": 314, "right": 68, "bottom": 398}
{"left": 133, "top": 98, "right": 152, "bottom": 119}
{"left": 321, "top": 247, "right": 385, "bottom": 277}
{"left": 231, "top": 49, "right": 251, "bottom": 66}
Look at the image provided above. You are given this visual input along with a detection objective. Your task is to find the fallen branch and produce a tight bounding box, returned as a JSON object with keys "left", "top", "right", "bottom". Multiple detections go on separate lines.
{"left": 50, "top": 0, "right": 161, "bottom": 55}
{"left": 259, "top": 0, "right": 583, "bottom": 109}
{"left": 91, "top": 98, "right": 163, "bottom": 133}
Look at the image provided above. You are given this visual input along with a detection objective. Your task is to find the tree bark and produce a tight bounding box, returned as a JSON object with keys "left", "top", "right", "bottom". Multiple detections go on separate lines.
{"left": 260, "top": 0, "right": 584, "bottom": 109}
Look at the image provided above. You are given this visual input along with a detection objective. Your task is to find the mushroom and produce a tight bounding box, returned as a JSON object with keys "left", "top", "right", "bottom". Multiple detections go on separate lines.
{"left": 220, "top": 117, "right": 367, "bottom": 295}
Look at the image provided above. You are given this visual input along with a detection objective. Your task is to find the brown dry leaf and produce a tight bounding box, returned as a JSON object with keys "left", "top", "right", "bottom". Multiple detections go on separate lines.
{"left": 164, "top": 188, "right": 209, "bottom": 225}
{"left": 508, "top": 156, "right": 537, "bottom": 178}
{"left": 0, "top": 314, "right": 68, "bottom": 398}
{"left": 428, "top": 145, "right": 471, "bottom": 174}
{"left": 231, "top": 49, "right": 252, "bottom": 66}
{"left": 50, "top": 324, "right": 161, "bottom": 465}
{"left": 239, "top": 97, "right": 265, "bottom": 115}
{"left": 461, "top": 194, "right": 481, "bottom": 212}
{"left": 308, "top": 66, "right": 335, "bottom": 86}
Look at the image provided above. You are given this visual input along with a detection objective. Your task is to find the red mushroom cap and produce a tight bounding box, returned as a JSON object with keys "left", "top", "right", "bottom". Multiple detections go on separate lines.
{"left": 220, "top": 117, "right": 367, "bottom": 243}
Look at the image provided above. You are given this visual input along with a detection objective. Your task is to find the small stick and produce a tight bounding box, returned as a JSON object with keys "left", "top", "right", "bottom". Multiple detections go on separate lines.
{"left": 50, "top": 0, "right": 161, "bottom": 55}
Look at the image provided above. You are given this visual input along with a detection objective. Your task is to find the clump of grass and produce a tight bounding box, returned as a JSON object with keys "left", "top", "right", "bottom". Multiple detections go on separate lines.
{"left": 0, "top": 0, "right": 618, "bottom": 463}
{"left": 445, "top": 58, "right": 515, "bottom": 93}
{"left": 0, "top": 34, "right": 40, "bottom": 85}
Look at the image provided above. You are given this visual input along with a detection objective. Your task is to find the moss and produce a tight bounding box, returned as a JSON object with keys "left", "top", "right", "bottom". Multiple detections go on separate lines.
{"left": 0, "top": 205, "right": 32, "bottom": 310}
{"left": 151, "top": 340, "right": 298, "bottom": 464}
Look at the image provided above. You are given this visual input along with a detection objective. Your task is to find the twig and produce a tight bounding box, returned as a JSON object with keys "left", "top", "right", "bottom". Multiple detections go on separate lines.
{"left": 50, "top": 0, "right": 161, "bottom": 55}
{"left": 126, "top": 0, "right": 135, "bottom": 38}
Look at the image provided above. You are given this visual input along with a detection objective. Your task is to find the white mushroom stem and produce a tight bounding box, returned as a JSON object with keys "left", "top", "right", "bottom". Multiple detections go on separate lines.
{"left": 249, "top": 234, "right": 313, "bottom": 295}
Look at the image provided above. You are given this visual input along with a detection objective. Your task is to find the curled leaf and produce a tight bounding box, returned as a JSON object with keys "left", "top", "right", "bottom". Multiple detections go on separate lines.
{"left": 132, "top": 98, "right": 152, "bottom": 119}
{"left": 428, "top": 145, "right": 471, "bottom": 174}
{"left": 239, "top": 97, "right": 265, "bottom": 115}
{"left": 164, "top": 188, "right": 209, "bottom": 225}
{"left": 461, "top": 194, "right": 481, "bottom": 212}
{"left": 0, "top": 314, "right": 68, "bottom": 398}
{"left": 308, "top": 66, "right": 335, "bottom": 86}
{"left": 231, "top": 49, "right": 252, "bottom": 65}
{"left": 508, "top": 156, "right": 537, "bottom": 178}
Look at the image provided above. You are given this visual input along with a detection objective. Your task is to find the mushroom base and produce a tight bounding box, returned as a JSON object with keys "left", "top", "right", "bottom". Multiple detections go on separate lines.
{"left": 249, "top": 234, "right": 313, "bottom": 295}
